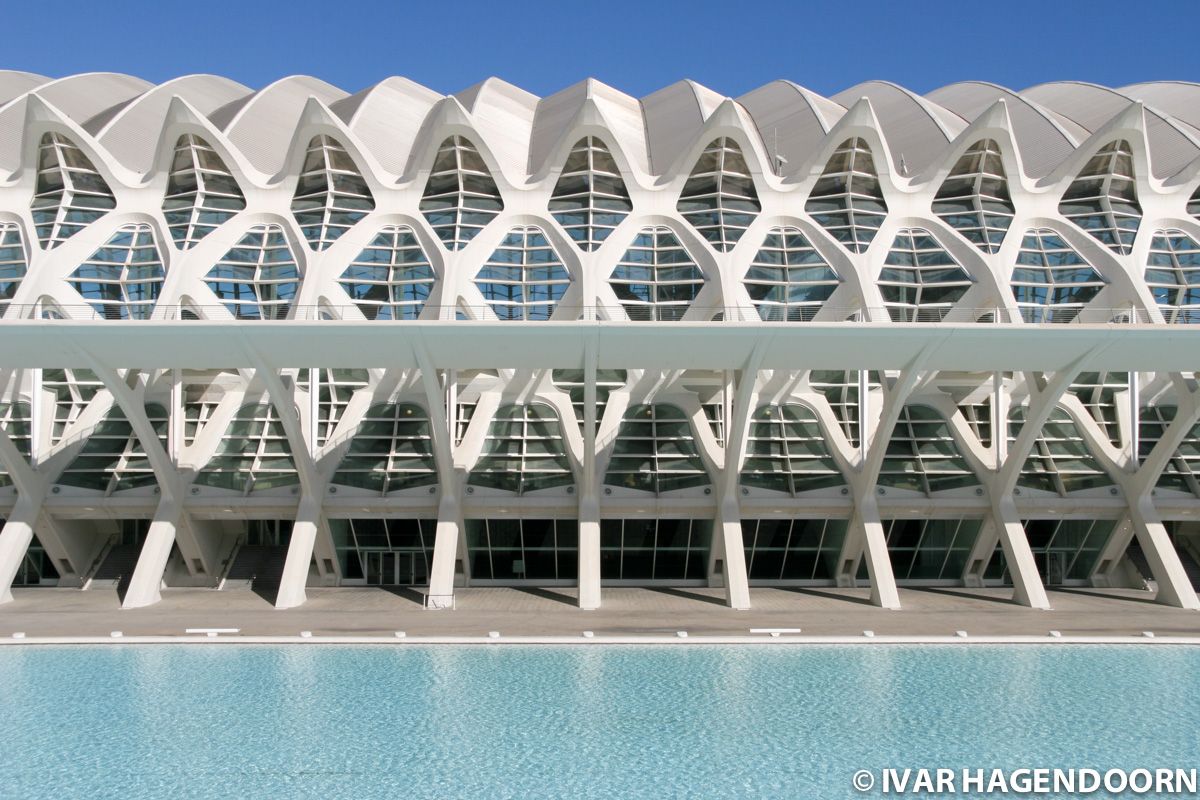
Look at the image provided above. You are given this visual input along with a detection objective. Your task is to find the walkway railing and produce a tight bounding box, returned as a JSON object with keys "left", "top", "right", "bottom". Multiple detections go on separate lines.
{"left": 0, "top": 304, "right": 1179, "bottom": 325}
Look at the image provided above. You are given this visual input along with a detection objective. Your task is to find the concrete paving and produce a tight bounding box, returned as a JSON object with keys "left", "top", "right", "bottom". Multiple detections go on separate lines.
{"left": 2, "top": 585, "right": 1199, "bottom": 640}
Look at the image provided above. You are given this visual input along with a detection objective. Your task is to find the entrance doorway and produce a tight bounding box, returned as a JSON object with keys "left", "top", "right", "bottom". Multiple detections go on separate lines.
{"left": 364, "top": 551, "right": 426, "bottom": 586}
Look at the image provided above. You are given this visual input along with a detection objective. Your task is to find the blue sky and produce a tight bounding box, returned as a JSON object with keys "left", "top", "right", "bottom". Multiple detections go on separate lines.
{"left": 5, "top": 0, "right": 1197, "bottom": 97}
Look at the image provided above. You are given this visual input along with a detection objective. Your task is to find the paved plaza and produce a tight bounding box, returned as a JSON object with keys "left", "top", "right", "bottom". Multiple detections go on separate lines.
{"left": 2, "top": 586, "right": 1199, "bottom": 641}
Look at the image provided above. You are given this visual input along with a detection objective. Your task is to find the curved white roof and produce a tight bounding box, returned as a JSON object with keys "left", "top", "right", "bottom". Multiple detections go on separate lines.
{"left": 0, "top": 74, "right": 1197, "bottom": 183}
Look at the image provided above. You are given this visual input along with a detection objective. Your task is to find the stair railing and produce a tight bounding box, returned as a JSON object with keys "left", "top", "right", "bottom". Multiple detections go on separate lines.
{"left": 80, "top": 533, "right": 120, "bottom": 589}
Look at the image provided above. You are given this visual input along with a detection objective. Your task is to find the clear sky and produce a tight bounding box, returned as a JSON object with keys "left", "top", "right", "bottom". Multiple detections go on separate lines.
{"left": 5, "top": 0, "right": 1197, "bottom": 98}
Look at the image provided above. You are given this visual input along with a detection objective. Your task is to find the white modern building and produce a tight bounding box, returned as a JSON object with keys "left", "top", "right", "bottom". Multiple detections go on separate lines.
{"left": 0, "top": 72, "right": 1199, "bottom": 613}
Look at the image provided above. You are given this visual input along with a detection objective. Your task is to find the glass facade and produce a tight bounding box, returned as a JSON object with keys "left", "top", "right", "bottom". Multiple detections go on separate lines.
{"left": 1011, "top": 229, "right": 1105, "bottom": 323}
{"left": 466, "top": 518, "right": 577, "bottom": 581}
{"left": 806, "top": 138, "right": 887, "bottom": 254}
{"left": 610, "top": 227, "right": 705, "bottom": 321}
{"left": 0, "top": 401, "right": 32, "bottom": 490}
{"left": 1059, "top": 140, "right": 1140, "bottom": 255}
{"left": 550, "top": 369, "right": 627, "bottom": 434}
{"left": 162, "top": 134, "right": 245, "bottom": 250}
{"left": 740, "top": 404, "right": 843, "bottom": 494}
{"left": 337, "top": 226, "right": 434, "bottom": 320}
{"left": 31, "top": 132, "right": 115, "bottom": 249}
{"left": 810, "top": 370, "right": 879, "bottom": 448}
{"left": 882, "top": 518, "right": 981, "bottom": 581}
{"left": 329, "top": 518, "right": 434, "bottom": 584}
{"left": 1067, "top": 371, "right": 1126, "bottom": 448}
{"left": 933, "top": 139, "right": 1014, "bottom": 254}
{"left": 549, "top": 137, "right": 631, "bottom": 251}
{"left": 475, "top": 226, "right": 571, "bottom": 320}
{"left": 605, "top": 404, "right": 709, "bottom": 493}
{"left": 1139, "top": 406, "right": 1200, "bottom": 496}
{"left": 879, "top": 229, "right": 973, "bottom": 321}
{"left": 69, "top": 224, "right": 165, "bottom": 320}
{"left": 331, "top": 402, "right": 437, "bottom": 493}
{"left": 57, "top": 404, "right": 167, "bottom": 492}
{"left": 879, "top": 406, "right": 978, "bottom": 494}
{"left": 298, "top": 368, "right": 369, "bottom": 446}
{"left": 291, "top": 135, "right": 375, "bottom": 250}
{"left": 420, "top": 136, "right": 503, "bottom": 250}
{"left": 987, "top": 519, "right": 1116, "bottom": 585}
{"left": 1145, "top": 230, "right": 1200, "bottom": 324}
{"left": 0, "top": 222, "right": 27, "bottom": 310}
{"left": 468, "top": 404, "right": 574, "bottom": 493}
{"left": 601, "top": 518, "right": 711, "bottom": 582}
{"left": 677, "top": 137, "right": 760, "bottom": 252}
{"left": 1009, "top": 406, "right": 1112, "bottom": 494}
{"left": 43, "top": 368, "right": 102, "bottom": 444}
{"left": 204, "top": 224, "right": 299, "bottom": 320}
{"left": 742, "top": 518, "right": 847, "bottom": 581}
{"left": 194, "top": 403, "right": 298, "bottom": 492}
{"left": 743, "top": 227, "right": 839, "bottom": 321}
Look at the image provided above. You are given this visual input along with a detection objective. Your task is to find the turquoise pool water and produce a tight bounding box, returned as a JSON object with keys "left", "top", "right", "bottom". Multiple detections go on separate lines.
{"left": 0, "top": 645, "right": 1197, "bottom": 798}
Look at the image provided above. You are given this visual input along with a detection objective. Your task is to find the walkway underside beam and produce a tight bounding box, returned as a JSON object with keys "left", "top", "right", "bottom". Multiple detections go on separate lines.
{"left": 2, "top": 323, "right": 1198, "bottom": 373}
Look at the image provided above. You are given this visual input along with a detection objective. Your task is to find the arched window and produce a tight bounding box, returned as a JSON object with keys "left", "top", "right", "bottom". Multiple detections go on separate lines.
{"left": 475, "top": 226, "right": 571, "bottom": 320}
{"left": 291, "top": 135, "right": 374, "bottom": 250}
{"left": 332, "top": 402, "right": 437, "bottom": 493}
{"left": 0, "top": 223, "right": 27, "bottom": 310}
{"left": 879, "top": 406, "right": 978, "bottom": 494}
{"left": 1059, "top": 140, "right": 1141, "bottom": 255}
{"left": 605, "top": 404, "right": 709, "bottom": 493}
{"left": 195, "top": 403, "right": 298, "bottom": 492}
{"left": 1146, "top": 230, "right": 1200, "bottom": 324}
{"left": 610, "top": 227, "right": 705, "bottom": 321}
{"left": 162, "top": 134, "right": 245, "bottom": 249}
{"left": 69, "top": 224, "right": 165, "bottom": 320}
{"left": 469, "top": 404, "right": 573, "bottom": 493}
{"left": 1009, "top": 406, "right": 1111, "bottom": 495}
{"left": 933, "top": 139, "right": 1014, "bottom": 254}
{"left": 205, "top": 224, "right": 300, "bottom": 320}
{"left": 879, "top": 229, "right": 972, "bottom": 321}
{"left": 744, "top": 227, "right": 839, "bottom": 321}
{"left": 420, "top": 136, "right": 503, "bottom": 250}
{"left": 741, "top": 404, "right": 843, "bottom": 495}
{"left": 1011, "top": 229, "right": 1105, "bottom": 323}
{"left": 549, "top": 137, "right": 631, "bottom": 251}
{"left": 57, "top": 404, "right": 167, "bottom": 492}
{"left": 805, "top": 138, "right": 887, "bottom": 253}
{"left": 677, "top": 137, "right": 760, "bottom": 252}
{"left": 31, "top": 133, "right": 115, "bottom": 249}
{"left": 338, "top": 226, "right": 434, "bottom": 320}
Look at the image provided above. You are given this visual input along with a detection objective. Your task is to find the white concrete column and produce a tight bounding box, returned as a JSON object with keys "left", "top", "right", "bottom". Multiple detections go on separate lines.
{"left": 1128, "top": 497, "right": 1200, "bottom": 609}
{"left": 993, "top": 496, "right": 1051, "bottom": 609}
{"left": 427, "top": 492, "right": 463, "bottom": 608}
{"left": 274, "top": 491, "right": 322, "bottom": 610}
{"left": 120, "top": 494, "right": 184, "bottom": 609}
{"left": 578, "top": 339, "right": 601, "bottom": 610}
{"left": 716, "top": 499, "right": 751, "bottom": 610}
{"left": 847, "top": 495, "right": 900, "bottom": 610}
{"left": 0, "top": 496, "right": 42, "bottom": 604}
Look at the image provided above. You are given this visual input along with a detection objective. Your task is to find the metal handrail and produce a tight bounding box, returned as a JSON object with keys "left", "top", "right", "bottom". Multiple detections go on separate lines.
{"left": 214, "top": 534, "right": 244, "bottom": 589}
{"left": 0, "top": 303, "right": 1178, "bottom": 325}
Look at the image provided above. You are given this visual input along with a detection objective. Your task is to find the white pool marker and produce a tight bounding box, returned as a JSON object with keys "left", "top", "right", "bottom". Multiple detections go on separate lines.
{"left": 770, "top": 632, "right": 781, "bottom": 638}
{"left": 11, "top": 632, "right": 25, "bottom": 639}
{"left": 1049, "top": 630, "right": 1062, "bottom": 638}
{"left": 863, "top": 630, "right": 875, "bottom": 638}
{"left": 582, "top": 631, "right": 594, "bottom": 639}
{"left": 394, "top": 631, "right": 406, "bottom": 639}
{"left": 676, "top": 631, "right": 688, "bottom": 638}
{"left": 299, "top": 631, "right": 313, "bottom": 638}
{"left": 185, "top": 628, "right": 239, "bottom": 637}
{"left": 488, "top": 631, "right": 501, "bottom": 639}
{"left": 750, "top": 628, "right": 802, "bottom": 635}
{"left": 1142, "top": 631, "right": 1156, "bottom": 638}
{"left": 110, "top": 631, "right": 123, "bottom": 638}
{"left": 955, "top": 630, "right": 969, "bottom": 638}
